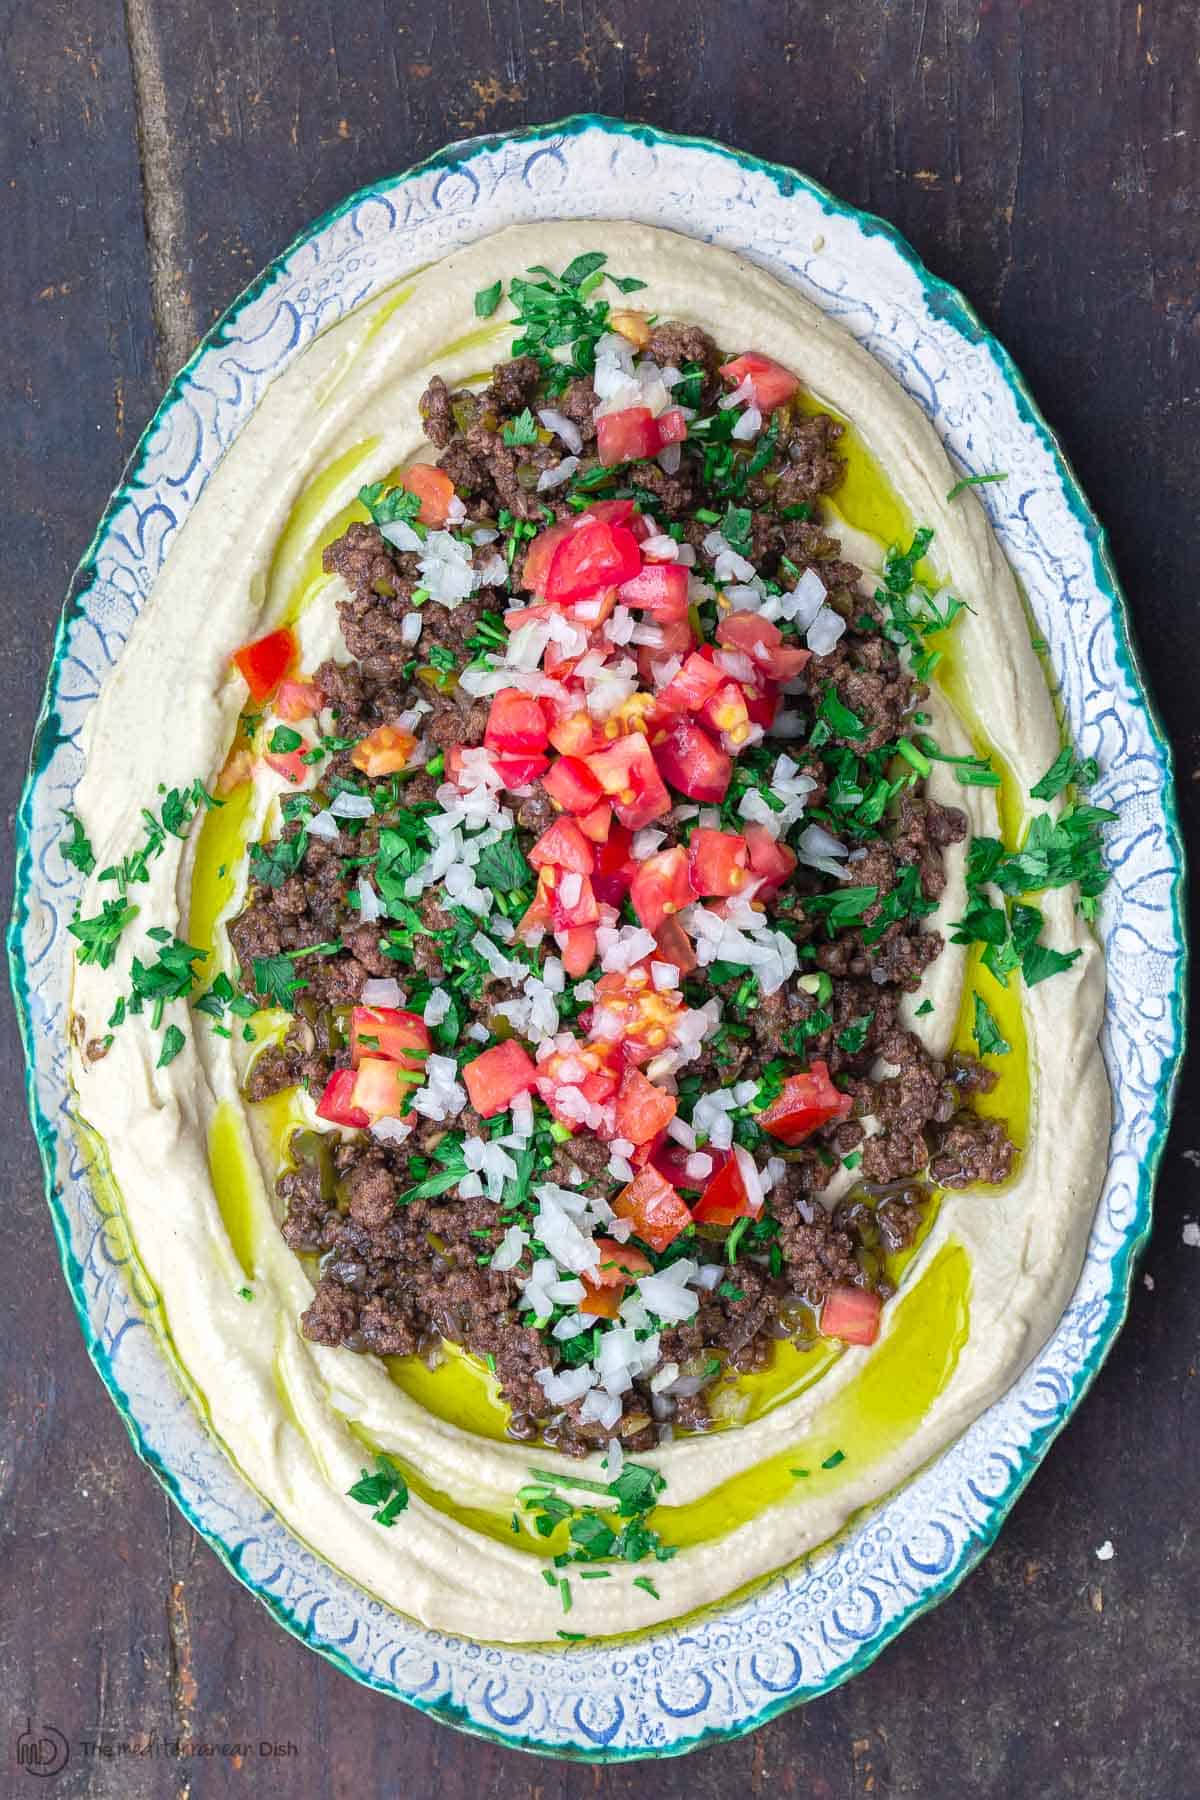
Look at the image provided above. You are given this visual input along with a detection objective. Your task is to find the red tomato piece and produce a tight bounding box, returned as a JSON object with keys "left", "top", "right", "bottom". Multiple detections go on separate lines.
{"left": 548, "top": 711, "right": 605, "bottom": 758}
{"left": 652, "top": 1140, "right": 726, "bottom": 1191}
{"left": 352, "top": 725, "right": 417, "bottom": 777}
{"left": 612, "top": 1167, "right": 694, "bottom": 1253}
{"left": 486, "top": 688, "right": 551, "bottom": 757}
{"left": 820, "top": 1285, "right": 882, "bottom": 1346}
{"left": 743, "top": 680, "right": 780, "bottom": 731}
{"left": 716, "top": 612, "right": 812, "bottom": 682}
{"left": 656, "top": 650, "right": 725, "bottom": 712}
{"left": 719, "top": 351, "right": 801, "bottom": 411}
{"left": 576, "top": 801, "right": 613, "bottom": 844}
{"left": 556, "top": 925, "right": 598, "bottom": 978}
{"left": 691, "top": 1145, "right": 760, "bottom": 1226}
{"left": 586, "top": 498, "right": 638, "bottom": 529}
{"left": 654, "top": 407, "right": 688, "bottom": 446}
{"left": 688, "top": 828, "right": 750, "bottom": 898}
{"left": 400, "top": 462, "right": 456, "bottom": 527}
{"left": 529, "top": 817, "right": 596, "bottom": 875}
{"left": 637, "top": 615, "right": 696, "bottom": 688}
{"left": 614, "top": 1067, "right": 678, "bottom": 1145}
{"left": 350, "top": 1006, "right": 431, "bottom": 1071}
{"left": 579, "top": 1283, "right": 621, "bottom": 1319}
{"left": 517, "top": 868, "right": 555, "bottom": 942}
{"left": 351, "top": 1056, "right": 422, "bottom": 1120}
{"left": 542, "top": 756, "right": 603, "bottom": 815}
{"left": 652, "top": 719, "right": 732, "bottom": 803}
{"left": 585, "top": 734, "right": 673, "bottom": 830}
{"left": 275, "top": 678, "right": 323, "bottom": 721}
{"left": 315, "top": 1069, "right": 369, "bottom": 1130}
{"left": 545, "top": 518, "right": 642, "bottom": 604}
{"left": 592, "top": 822, "right": 636, "bottom": 905}
{"left": 596, "top": 406, "right": 660, "bottom": 466}
{"left": 233, "top": 626, "right": 296, "bottom": 703}
{"left": 700, "top": 681, "right": 753, "bottom": 745}
{"left": 264, "top": 749, "right": 308, "bottom": 786}
{"left": 550, "top": 869, "right": 599, "bottom": 931}
{"left": 744, "top": 822, "right": 798, "bottom": 894}
{"left": 463, "top": 1040, "right": 540, "bottom": 1118}
{"left": 520, "top": 520, "right": 575, "bottom": 595}
{"left": 653, "top": 915, "right": 697, "bottom": 974}
{"left": 757, "top": 1061, "right": 853, "bottom": 1145}
{"left": 617, "top": 561, "right": 690, "bottom": 620}
{"left": 630, "top": 846, "right": 696, "bottom": 932}
{"left": 581, "top": 1236, "right": 653, "bottom": 1313}
{"left": 494, "top": 753, "right": 550, "bottom": 789}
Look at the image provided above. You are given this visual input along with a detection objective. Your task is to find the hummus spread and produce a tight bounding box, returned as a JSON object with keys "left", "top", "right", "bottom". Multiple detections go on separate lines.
{"left": 65, "top": 222, "right": 1110, "bottom": 1643}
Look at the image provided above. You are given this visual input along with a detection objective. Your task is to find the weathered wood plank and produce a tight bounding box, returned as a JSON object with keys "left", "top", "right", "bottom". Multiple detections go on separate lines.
{"left": 6, "top": 0, "right": 1199, "bottom": 1793}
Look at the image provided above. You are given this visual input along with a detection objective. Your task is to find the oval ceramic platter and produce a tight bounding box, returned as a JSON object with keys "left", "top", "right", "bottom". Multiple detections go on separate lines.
{"left": 10, "top": 117, "right": 1186, "bottom": 1759}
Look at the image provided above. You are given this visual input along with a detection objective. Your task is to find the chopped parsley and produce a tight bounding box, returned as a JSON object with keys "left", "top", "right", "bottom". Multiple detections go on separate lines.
{"left": 971, "top": 994, "right": 1011, "bottom": 1058}
{"left": 1030, "top": 746, "right": 1099, "bottom": 802}
{"left": 946, "top": 471, "right": 1008, "bottom": 502}
{"left": 249, "top": 829, "right": 309, "bottom": 890}
{"left": 501, "top": 407, "right": 540, "bottom": 447}
{"left": 156, "top": 1023, "right": 187, "bottom": 1068}
{"left": 357, "top": 481, "right": 422, "bottom": 530}
{"left": 69, "top": 898, "right": 139, "bottom": 969}
{"left": 836, "top": 1011, "right": 875, "bottom": 1055}
{"left": 474, "top": 278, "right": 503, "bottom": 318}
{"left": 61, "top": 813, "right": 96, "bottom": 875}
{"left": 347, "top": 1454, "right": 410, "bottom": 1527}
{"left": 473, "top": 833, "right": 531, "bottom": 894}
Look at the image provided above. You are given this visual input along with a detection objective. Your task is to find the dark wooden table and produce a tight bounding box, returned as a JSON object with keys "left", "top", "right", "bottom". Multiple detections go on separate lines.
{"left": 4, "top": 4, "right": 1197, "bottom": 1794}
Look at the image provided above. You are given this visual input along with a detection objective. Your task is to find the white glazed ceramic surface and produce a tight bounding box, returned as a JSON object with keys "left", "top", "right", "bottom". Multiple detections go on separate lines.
{"left": 10, "top": 119, "right": 1185, "bottom": 1758}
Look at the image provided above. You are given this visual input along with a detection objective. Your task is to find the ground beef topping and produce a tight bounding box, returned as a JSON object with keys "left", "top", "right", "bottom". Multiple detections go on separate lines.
{"left": 212, "top": 251, "right": 1077, "bottom": 1457}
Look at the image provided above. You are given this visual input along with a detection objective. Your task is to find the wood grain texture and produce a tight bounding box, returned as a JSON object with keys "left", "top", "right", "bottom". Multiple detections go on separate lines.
{"left": 4, "top": 2, "right": 1198, "bottom": 1795}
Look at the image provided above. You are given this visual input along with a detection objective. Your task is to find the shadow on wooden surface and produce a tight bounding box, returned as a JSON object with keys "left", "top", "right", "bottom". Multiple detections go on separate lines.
{"left": 3, "top": 2, "right": 1197, "bottom": 1795}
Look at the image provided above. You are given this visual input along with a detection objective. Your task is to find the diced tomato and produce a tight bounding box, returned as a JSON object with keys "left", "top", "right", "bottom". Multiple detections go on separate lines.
{"left": 612, "top": 1166, "right": 693, "bottom": 1253}
{"left": 585, "top": 734, "right": 672, "bottom": 830}
{"left": 264, "top": 749, "right": 308, "bottom": 786}
{"left": 617, "top": 561, "right": 690, "bottom": 621}
{"left": 637, "top": 617, "right": 695, "bottom": 688}
{"left": 596, "top": 406, "right": 660, "bottom": 466}
{"left": 743, "top": 680, "right": 780, "bottom": 731}
{"left": 564, "top": 589, "right": 617, "bottom": 636}
{"left": 592, "top": 823, "right": 636, "bottom": 905}
{"left": 215, "top": 746, "right": 254, "bottom": 795}
{"left": 581, "top": 1236, "right": 652, "bottom": 1313}
{"left": 719, "top": 350, "right": 801, "bottom": 412}
{"left": 545, "top": 517, "right": 642, "bottom": 604}
{"left": 629, "top": 1129, "right": 667, "bottom": 1170}
{"left": 717, "top": 612, "right": 812, "bottom": 682}
{"left": 656, "top": 650, "right": 726, "bottom": 712}
{"left": 517, "top": 868, "right": 555, "bottom": 942}
{"left": 630, "top": 846, "right": 695, "bottom": 932}
{"left": 820, "top": 1285, "right": 882, "bottom": 1347}
{"left": 494, "top": 753, "right": 550, "bottom": 789}
{"left": 757, "top": 1061, "right": 853, "bottom": 1145}
{"left": 744, "top": 822, "right": 798, "bottom": 894}
{"left": 700, "top": 681, "right": 753, "bottom": 746}
{"left": 652, "top": 719, "right": 732, "bottom": 803}
{"left": 538, "top": 1063, "right": 619, "bottom": 1134}
{"left": 688, "top": 828, "right": 750, "bottom": 898}
{"left": 521, "top": 520, "right": 575, "bottom": 595}
{"left": 233, "top": 626, "right": 295, "bottom": 702}
{"left": 548, "top": 710, "right": 605, "bottom": 759}
{"left": 576, "top": 801, "right": 613, "bottom": 844}
{"left": 556, "top": 925, "right": 598, "bottom": 977}
{"left": 579, "top": 1283, "right": 621, "bottom": 1319}
{"left": 486, "top": 688, "right": 551, "bottom": 757}
{"left": 275, "top": 678, "right": 324, "bottom": 721}
{"left": 655, "top": 407, "right": 688, "bottom": 446}
{"left": 350, "top": 1006, "right": 431, "bottom": 1071}
{"left": 400, "top": 462, "right": 456, "bottom": 527}
{"left": 653, "top": 1140, "right": 726, "bottom": 1191}
{"left": 463, "top": 1040, "right": 539, "bottom": 1118}
{"left": 351, "top": 1055, "right": 422, "bottom": 1120}
{"left": 653, "top": 915, "right": 697, "bottom": 974}
{"left": 585, "top": 498, "right": 637, "bottom": 529}
{"left": 614, "top": 1067, "right": 678, "bottom": 1145}
{"left": 351, "top": 724, "right": 417, "bottom": 777}
{"left": 529, "top": 817, "right": 595, "bottom": 875}
{"left": 542, "top": 756, "right": 601, "bottom": 815}
{"left": 691, "top": 1145, "right": 761, "bottom": 1226}
{"left": 549, "top": 869, "right": 600, "bottom": 931}
{"left": 315, "top": 1069, "right": 369, "bottom": 1130}
{"left": 590, "top": 1237, "right": 654, "bottom": 1287}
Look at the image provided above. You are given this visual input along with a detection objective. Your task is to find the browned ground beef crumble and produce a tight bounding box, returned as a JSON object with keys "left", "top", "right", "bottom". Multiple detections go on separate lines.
{"left": 227, "top": 320, "right": 1016, "bottom": 1453}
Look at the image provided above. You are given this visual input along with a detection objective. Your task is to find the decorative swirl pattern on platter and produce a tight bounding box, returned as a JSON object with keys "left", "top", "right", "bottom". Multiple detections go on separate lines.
{"left": 9, "top": 117, "right": 1185, "bottom": 1759}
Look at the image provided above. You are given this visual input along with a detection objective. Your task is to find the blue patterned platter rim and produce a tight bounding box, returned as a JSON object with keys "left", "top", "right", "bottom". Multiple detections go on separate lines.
{"left": 9, "top": 117, "right": 1186, "bottom": 1759}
